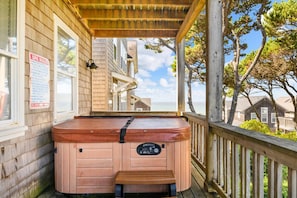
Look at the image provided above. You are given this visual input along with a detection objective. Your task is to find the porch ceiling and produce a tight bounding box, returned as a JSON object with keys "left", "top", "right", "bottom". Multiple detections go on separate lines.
{"left": 65, "top": 0, "right": 205, "bottom": 42}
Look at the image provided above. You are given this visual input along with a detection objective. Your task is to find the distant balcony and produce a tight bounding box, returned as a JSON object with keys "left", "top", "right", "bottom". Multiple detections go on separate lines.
{"left": 278, "top": 117, "right": 296, "bottom": 132}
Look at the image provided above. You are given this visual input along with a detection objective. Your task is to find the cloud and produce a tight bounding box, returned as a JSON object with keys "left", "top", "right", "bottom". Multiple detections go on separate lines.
{"left": 137, "top": 68, "right": 151, "bottom": 78}
{"left": 137, "top": 39, "right": 175, "bottom": 72}
{"left": 160, "top": 78, "right": 169, "bottom": 87}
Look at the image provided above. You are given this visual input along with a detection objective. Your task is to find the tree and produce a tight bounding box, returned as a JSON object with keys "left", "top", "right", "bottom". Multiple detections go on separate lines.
{"left": 262, "top": 0, "right": 297, "bottom": 124}
{"left": 224, "top": 0, "right": 271, "bottom": 125}
{"left": 142, "top": 14, "right": 207, "bottom": 113}
{"left": 142, "top": 0, "right": 272, "bottom": 121}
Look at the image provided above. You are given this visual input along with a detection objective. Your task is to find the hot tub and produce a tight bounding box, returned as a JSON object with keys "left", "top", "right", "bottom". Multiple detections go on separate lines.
{"left": 52, "top": 116, "right": 191, "bottom": 194}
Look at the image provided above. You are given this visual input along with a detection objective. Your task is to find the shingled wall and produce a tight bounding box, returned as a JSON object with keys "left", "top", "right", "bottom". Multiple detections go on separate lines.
{"left": 0, "top": 0, "right": 92, "bottom": 197}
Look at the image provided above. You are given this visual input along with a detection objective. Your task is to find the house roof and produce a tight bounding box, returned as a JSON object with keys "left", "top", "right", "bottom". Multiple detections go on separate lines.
{"left": 276, "top": 97, "right": 295, "bottom": 112}
{"left": 65, "top": 0, "right": 206, "bottom": 42}
{"left": 131, "top": 95, "right": 151, "bottom": 107}
{"left": 225, "top": 96, "right": 268, "bottom": 112}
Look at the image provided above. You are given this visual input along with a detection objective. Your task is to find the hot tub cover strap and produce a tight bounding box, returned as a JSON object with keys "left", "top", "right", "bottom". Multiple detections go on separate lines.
{"left": 119, "top": 117, "right": 134, "bottom": 143}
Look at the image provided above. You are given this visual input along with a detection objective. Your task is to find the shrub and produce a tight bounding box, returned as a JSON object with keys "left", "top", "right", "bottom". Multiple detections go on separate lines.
{"left": 240, "top": 119, "right": 271, "bottom": 134}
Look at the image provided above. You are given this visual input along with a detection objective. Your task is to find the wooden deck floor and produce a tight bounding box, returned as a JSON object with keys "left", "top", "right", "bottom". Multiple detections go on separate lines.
{"left": 38, "top": 163, "right": 215, "bottom": 198}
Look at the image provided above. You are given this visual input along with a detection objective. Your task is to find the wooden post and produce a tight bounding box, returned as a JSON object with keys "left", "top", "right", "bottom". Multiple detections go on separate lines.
{"left": 176, "top": 39, "right": 185, "bottom": 114}
{"left": 205, "top": 0, "right": 224, "bottom": 192}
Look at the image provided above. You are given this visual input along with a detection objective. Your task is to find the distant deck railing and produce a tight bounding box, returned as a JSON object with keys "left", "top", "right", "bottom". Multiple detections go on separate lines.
{"left": 183, "top": 112, "right": 297, "bottom": 198}
{"left": 278, "top": 117, "right": 296, "bottom": 132}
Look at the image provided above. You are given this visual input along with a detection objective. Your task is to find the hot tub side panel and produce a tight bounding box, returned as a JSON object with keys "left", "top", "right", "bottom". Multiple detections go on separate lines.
{"left": 122, "top": 140, "right": 191, "bottom": 193}
{"left": 54, "top": 142, "right": 121, "bottom": 193}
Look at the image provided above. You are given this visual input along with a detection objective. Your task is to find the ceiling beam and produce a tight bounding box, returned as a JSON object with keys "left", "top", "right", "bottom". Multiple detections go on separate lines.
{"left": 71, "top": 0, "right": 192, "bottom": 6}
{"left": 93, "top": 30, "right": 177, "bottom": 38}
{"left": 176, "top": 0, "right": 206, "bottom": 43}
{"left": 79, "top": 9, "right": 187, "bottom": 20}
{"left": 88, "top": 20, "right": 182, "bottom": 30}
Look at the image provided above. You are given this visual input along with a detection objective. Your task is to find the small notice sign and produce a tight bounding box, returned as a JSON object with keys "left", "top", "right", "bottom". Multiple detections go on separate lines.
{"left": 29, "top": 52, "right": 50, "bottom": 109}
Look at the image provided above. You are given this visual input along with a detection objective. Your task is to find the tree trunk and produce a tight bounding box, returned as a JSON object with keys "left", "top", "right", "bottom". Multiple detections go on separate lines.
{"left": 187, "top": 69, "right": 196, "bottom": 113}
{"left": 227, "top": 84, "right": 241, "bottom": 125}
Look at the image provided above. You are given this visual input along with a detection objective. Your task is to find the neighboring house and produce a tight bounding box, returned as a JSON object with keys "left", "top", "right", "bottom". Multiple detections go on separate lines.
{"left": 276, "top": 97, "right": 296, "bottom": 131}
{"left": 92, "top": 38, "right": 138, "bottom": 111}
{"left": 132, "top": 96, "right": 151, "bottom": 111}
{"left": 225, "top": 96, "right": 285, "bottom": 128}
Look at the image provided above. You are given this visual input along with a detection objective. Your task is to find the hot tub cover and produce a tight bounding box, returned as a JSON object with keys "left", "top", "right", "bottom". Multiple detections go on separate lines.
{"left": 52, "top": 116, "right": 190, "bottom": 143}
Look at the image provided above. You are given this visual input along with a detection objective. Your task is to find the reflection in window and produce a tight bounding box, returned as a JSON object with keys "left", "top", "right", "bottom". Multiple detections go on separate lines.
{"left": 0, "top": 0, "right": 17, "bottom": 54}
{"left": 54, "top": 15, "right": 78, "bottom": 123}
{"left": 57, "top": 27, "right": 77, "bottom": 76}
{"left": 0, "top": 56, "right": 11, "bottom": 120}
{"left": 56, "top": 73, "right": 73, "bottom": 113}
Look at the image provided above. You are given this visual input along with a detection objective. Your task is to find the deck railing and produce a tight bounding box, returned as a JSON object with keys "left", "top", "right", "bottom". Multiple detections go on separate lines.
{"left": 183, "top": 112, "right": 207, "bottom": 173}
{"left": 278, "top": 117, "right": 296, "bottom": 132}
{"left": 184, "top": 112, "right": 297, "bottom": 198}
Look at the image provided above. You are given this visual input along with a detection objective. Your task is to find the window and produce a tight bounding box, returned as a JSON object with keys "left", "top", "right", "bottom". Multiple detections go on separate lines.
{"left": 54, "top": 15, "right": 78, "bottom": 123}
{"left": 250, "top": 112, "right": 257, "bottom": 120}
{"left": 120, "top": 41, "right": 127, "bottom": 70}
{"left": 113, "top": 38, "right": 117, "bottom": 61}
{"left": 261, "top": 107, "right": 268, "bottom": 123}
{"left": 0, "top": 0, "right": 26, "bottom": 142}
{"left": 271, "top": 113, "right": 276, "bottom": 123}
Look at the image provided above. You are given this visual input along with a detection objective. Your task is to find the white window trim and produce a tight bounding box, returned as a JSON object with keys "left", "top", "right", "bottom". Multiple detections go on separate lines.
{"left": 261, "top": 107, "right": 268, "bottom": 123}
{"left": 113, "top": 38, "right": 117, "bottom": 62}
{"left": 53, "top": 15, "right": 79, "bottom": 124}
{"left": 271, "top": 112, "right": 276, "bottom": 123}
{"left": 0, "top": 0, "right": 27, "bottom": 142}
{"left": 250, "top": 112, "right": 257, "bottom": 120}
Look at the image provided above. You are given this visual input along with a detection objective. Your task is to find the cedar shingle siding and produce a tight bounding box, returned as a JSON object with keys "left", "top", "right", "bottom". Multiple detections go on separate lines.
{"left": 0, "top": 0, "right": 92, "bottom": 197}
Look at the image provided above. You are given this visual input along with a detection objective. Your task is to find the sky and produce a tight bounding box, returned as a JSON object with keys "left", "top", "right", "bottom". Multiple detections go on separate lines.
{"left": 134, "top": 39, "right": 206, "bottom": 104}
{"left": 132, "top": 0, "right": 289, "bottom": 110}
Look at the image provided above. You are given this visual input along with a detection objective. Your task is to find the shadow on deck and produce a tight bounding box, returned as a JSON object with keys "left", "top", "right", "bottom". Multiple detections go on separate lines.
{"left": 38, "top": 162, "right": 216, "bottom": 198}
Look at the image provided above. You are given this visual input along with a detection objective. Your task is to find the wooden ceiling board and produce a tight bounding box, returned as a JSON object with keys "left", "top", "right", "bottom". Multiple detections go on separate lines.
{"left": 65, "top": 0, "right": 206, "bottom": 39}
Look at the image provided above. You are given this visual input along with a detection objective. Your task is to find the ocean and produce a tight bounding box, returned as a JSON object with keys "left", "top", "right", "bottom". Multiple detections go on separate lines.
{"left": 151, "top": 101, "right": 206, "bottom": 115}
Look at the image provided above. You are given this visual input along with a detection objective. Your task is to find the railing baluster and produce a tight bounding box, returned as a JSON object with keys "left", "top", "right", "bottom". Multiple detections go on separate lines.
{"left": 226, "top": 140, "right": 231, "bottom": 195}
{"left": 218, "top": 136, "right": 224, "bottom": 187}
{"left": 274, "top": 162, "right": 283, "bottom": 198}
{"left": 232, "top": 143, "right": 240, "bottom": 197}
{"left": 246, "top": 148, "right": 251, "bottom": 198}
{"left": 288, "top": 168, "right": 296, "bottom": 198}
{"left": 252, "top": 153, "right": 264, "bottom": 197}
{"left": 268, "top": 159, "right": 275, "bottom": 198}
{"left": 258, "top": 154, "right": 264, "bottom": 198}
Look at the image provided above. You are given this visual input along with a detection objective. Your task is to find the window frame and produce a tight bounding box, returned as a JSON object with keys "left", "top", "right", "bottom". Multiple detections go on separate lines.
{"left": 113, "top": 38, "right": 117, "bottom": 62}
{"left": 261, "top": 107, "right": 268, "bottom": 123}
{"left": 53, "top": 15, "right": 79, "bottom": 124}
{"left": 250, "top": 112, "right": 257, "bottom": 120}
{"left": 0, "top": 0, "right": 27, "bottom": 142}
{"left": 271, "top": 112, "right": 276, "bottom": 124}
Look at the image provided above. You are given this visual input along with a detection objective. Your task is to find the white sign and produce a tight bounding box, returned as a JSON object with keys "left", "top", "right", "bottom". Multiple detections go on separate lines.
{"left": 29, "top": 52, "right": 50, "bottom": 109}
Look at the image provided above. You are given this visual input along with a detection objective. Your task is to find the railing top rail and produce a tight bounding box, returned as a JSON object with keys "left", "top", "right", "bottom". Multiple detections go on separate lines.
{"left": 183, "top": 112, "right": 207, "bottom": 124}
{"left": 210, "top": 121, "right": 297, "bottom": 169}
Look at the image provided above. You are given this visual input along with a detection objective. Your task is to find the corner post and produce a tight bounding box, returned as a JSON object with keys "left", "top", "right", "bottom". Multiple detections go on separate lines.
{"left": 176, "top": 38, "right": 185, "bottom": 115}
{"left": 205, "top": 0, "right": 224, "bottom": 191}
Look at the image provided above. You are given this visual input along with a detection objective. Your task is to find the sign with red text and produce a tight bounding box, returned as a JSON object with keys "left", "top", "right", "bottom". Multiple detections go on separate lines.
{"left": 29, "top": 52, "right": 50, "bottom": 109}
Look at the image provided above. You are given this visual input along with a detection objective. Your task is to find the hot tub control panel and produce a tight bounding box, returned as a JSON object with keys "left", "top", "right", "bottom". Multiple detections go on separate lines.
{"left": 137, "top": 142, "right": 162, "bottom": 155}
